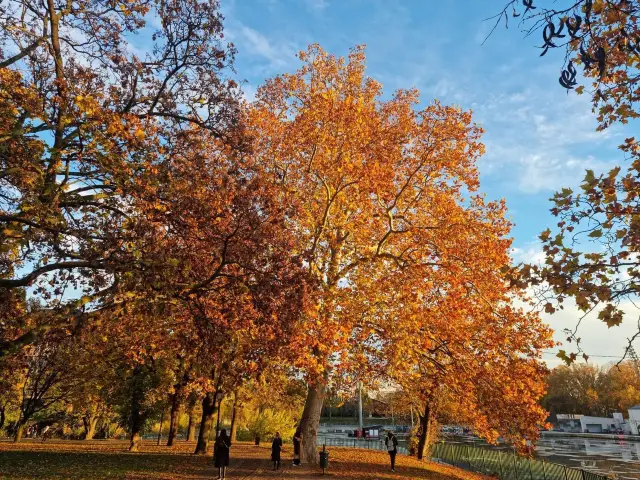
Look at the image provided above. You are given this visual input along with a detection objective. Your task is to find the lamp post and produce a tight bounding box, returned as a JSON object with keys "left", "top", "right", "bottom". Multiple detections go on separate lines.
{"left": 215, "top": 390, "right": 224, "bottom": 440}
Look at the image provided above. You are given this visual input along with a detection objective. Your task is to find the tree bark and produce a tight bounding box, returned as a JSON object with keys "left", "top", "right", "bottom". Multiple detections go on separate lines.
{"left": 417, "top": 400, "right": 433, "bottom": 460}
{"left": 129, "top": 367, "right": 147, "bottom": 452}
{"left": 230, "top": 394, "right": 240, "bottom": 442}
{"left": 130, "top": 430, "right": 142, "bottom": 452}
{"left": 299, "top": 382, "right": 327, "bottom": 465}
{"left": 167, "top": 370, "right": 189, "bottom": 446}
{"left": 167, "top": 397, "right": 182, "bottom": 446}
{"left": 83, "top": 414, "right": 99, "bottom": 440}
{"left": 129, "top": 406, "right": 144, "bottom": 452}
{"left": 167, "top": 363, "right": 190, "bottom": 446}
{"left": 14, "top": 422, "right": 25, "bottom": 443}
{"left": 194, "top": 392, "right": 217, "bottom": 455}
{"left": 186, "top": 397, "right": 197, "bottom": 442}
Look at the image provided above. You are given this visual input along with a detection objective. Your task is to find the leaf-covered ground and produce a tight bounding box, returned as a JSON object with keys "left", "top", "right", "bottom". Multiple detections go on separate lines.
{"left": 0, "top": 439, "right": 488, "bottom": 479}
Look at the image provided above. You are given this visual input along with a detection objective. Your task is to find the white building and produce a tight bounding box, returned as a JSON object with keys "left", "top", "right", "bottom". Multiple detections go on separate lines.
{"left": 629, "top": 405, "right": 640, "bottom": 435}
{"left": 579, "top": 413, "right": 624, "bottom": 433}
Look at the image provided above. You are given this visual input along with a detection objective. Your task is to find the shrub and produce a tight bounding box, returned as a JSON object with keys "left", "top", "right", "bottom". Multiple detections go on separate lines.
{"left": 244, "top": 409, "right": 296, "bottom": 445}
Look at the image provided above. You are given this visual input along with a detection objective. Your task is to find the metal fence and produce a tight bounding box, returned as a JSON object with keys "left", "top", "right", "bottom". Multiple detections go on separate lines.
{"left": 317, "top": 435, "right": 410, "bottom": 455}
{"left": 431, "top": 443, "right": 611, "bottom": 480}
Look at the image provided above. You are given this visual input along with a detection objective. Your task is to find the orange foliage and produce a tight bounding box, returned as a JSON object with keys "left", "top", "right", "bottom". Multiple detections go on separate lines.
{"left": 248, "top": 44, "right": 486, "bottom": 379}
{"left": 247, "top": 44, "right": 553, "bottom": 459}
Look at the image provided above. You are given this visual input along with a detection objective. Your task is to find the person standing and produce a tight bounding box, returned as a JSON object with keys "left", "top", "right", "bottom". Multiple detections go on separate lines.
{"left": 214, "top": 429, "right": 231, "bottom": 479}
{"left": 292, "top": 428, "right": 302, "bottom": 466}
{"left": 271, "top": 432, "right": 283, "bottom": 470}
{"left": 385, "top": 430, "right": 398, "bottom": 472}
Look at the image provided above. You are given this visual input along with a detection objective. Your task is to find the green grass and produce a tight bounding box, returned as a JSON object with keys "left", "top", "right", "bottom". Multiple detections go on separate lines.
{"left": 0, "top": 440, "right": 212, "bottom": 479}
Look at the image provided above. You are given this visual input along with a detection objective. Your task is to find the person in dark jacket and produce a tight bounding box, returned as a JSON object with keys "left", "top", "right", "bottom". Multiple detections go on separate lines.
{"left": 384, "top": 431, "right": 398, "bottom": 472}
{"left": 292, "top": 428, "right": 302, "bottom": 466}
{"left": 271, "top": 432, "right": 283, "bottom": 470}
{"left": 214, "top": 429, "right": 231, "bottom": 479}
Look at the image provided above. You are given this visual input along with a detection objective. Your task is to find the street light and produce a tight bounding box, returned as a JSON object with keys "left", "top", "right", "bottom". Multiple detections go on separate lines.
{"left": 215, "top": 390, "right": 224, "bottom": 440}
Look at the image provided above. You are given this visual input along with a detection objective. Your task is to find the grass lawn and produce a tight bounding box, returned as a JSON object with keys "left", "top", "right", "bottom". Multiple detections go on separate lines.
{"left": 0, "top": 439, "right": 487, "bottom": 479}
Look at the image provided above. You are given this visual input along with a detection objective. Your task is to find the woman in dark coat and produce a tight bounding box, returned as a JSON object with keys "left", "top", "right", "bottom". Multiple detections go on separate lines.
{"left": 271, "top": 432, "right": 283, "bottom": 470}
{"left": 292, "top": 428, "right": 302, "bottom": 466}
{"left": 385, "top": 430, "right": 398, "bottom": 472}
{"left": 214, "top": 429, "right": 231, "bottom": 479}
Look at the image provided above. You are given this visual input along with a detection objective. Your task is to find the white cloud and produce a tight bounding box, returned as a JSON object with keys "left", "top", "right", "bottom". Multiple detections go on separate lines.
{"left": 240, "top": 83, "right": 257, "bottom": 102}
{"left": 515, "top": 153, "right": 616, "bottom": 194}
{"left": 541, "top": 299, "right": 640, "bottom": 368}
{"left": 232, "top": 24, "right": 298, "bottom": 70}
{"left": 305, "top": 0, "right": 328, "bottom": 11}
{"left": 511, "top": 242, "right": 640, "bottom": 367}
{"left": 432, "top": 78, "right": 453, "bottom": 98}
{"left": 476, "top": 88, "right": 622, "bottom": 194}
{"left": 510, "top": 244, "right": 545, "bottom": 265}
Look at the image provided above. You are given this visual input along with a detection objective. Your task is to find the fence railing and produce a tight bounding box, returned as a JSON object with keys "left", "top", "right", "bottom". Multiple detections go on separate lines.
{"left": 317, "top": 435, "right": 409, "bottom": 455}
{"left": 431, "top": 443, "right": 611, "bottom": 480}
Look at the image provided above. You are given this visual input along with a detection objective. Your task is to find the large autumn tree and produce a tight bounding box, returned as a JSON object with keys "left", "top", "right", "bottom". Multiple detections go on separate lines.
{"left": 351, "top": 188, "right": 554, "bottom": 457}
{"left": 492, "top": 0, "right": 640, "bottom": 360}
{"left": 248, "top": 44, "right": 536, "bottom": 463}
{"left": 379, "top": 275, "right": 552, "bottom": 457}
{"left": 127, "top": 127, "right": 309, "bottom": 454}
{"left": 0, "top": 0, "right": 241, "bottom": 357}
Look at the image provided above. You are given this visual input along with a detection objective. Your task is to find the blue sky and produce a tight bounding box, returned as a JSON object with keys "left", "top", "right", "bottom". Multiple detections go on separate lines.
{"left": 217, "top": 0, "right": 637, "bottom": 365}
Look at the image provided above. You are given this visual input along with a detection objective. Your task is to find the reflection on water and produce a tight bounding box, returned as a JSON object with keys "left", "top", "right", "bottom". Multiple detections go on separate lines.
{"left": 446, "top": 435, "right": 640, "bottom": 480}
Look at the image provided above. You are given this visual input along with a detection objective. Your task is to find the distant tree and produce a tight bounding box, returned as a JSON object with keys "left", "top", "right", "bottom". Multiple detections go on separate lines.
{"left": 542, "top": 361, "right": 640, "bottom": 417}
{"left": 11, "top": 338, "right": 82, "bottom": 442}
{"left": 542, "top": 364, "right": 610, "bottom": 417}
{"left": 605, "top": 361, "right": 640, "bottom": 413}
{"left": 244, "top": 409, "right": 297, "bottom": 446}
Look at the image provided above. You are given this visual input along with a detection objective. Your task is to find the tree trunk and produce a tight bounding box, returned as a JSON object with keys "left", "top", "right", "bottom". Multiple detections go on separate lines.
{"left": 0, "top": 404, "right": 5, "bottom": 430}
{"left": 417, "top": 401, "right": 433, "bottom": 460}
{"left": 83, "top": 414, "right": 99, "bottom": 440}
{"left": 129, "top": 367, "right": 147, "bottom": 452}
{"left": 157, "top": 406, "right": 166, "bottom": 445}
{"left": 230, "top": 395, "right": 239, "bottom": 442}
{"left": 130, "top": 430, "right": 142, "bottom": 452}
{"left": 167, "top": 368, "right": 189, "bottom": 446}
{"left": 194, "top": 392, "right": 217, "bottom": 455}
{"left": 186, "top": 398, "right": 197, "bottom": 442}
{"left": 129, "top": 404, "right": 145, "bottom": 452}
{"left": 167, "top": 395, "right": 182, "bottom": 446}
{"left": 13, "top": 421, "right": 25, "bottom": 443}
{"left": 299, "top": 382, "right": 327, "bottom": 465}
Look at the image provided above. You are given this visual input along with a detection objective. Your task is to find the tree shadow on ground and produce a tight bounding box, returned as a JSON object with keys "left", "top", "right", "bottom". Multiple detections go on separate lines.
{"left": 0, "top": 449, "right": 213, "bottom": 479}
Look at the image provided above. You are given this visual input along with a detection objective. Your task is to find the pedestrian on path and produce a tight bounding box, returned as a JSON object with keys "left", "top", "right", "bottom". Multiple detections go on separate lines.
{"left": 385, "top": 430, "right": 398, "bottom": 472}
{"left": 271, "top": 432, "right": 283, "bottom": 470}
{"left": 214, "top": 429, "right": 231, "bottom": 479}
{"left": 292, "top": 428, "right": 302, "bottom": 466}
